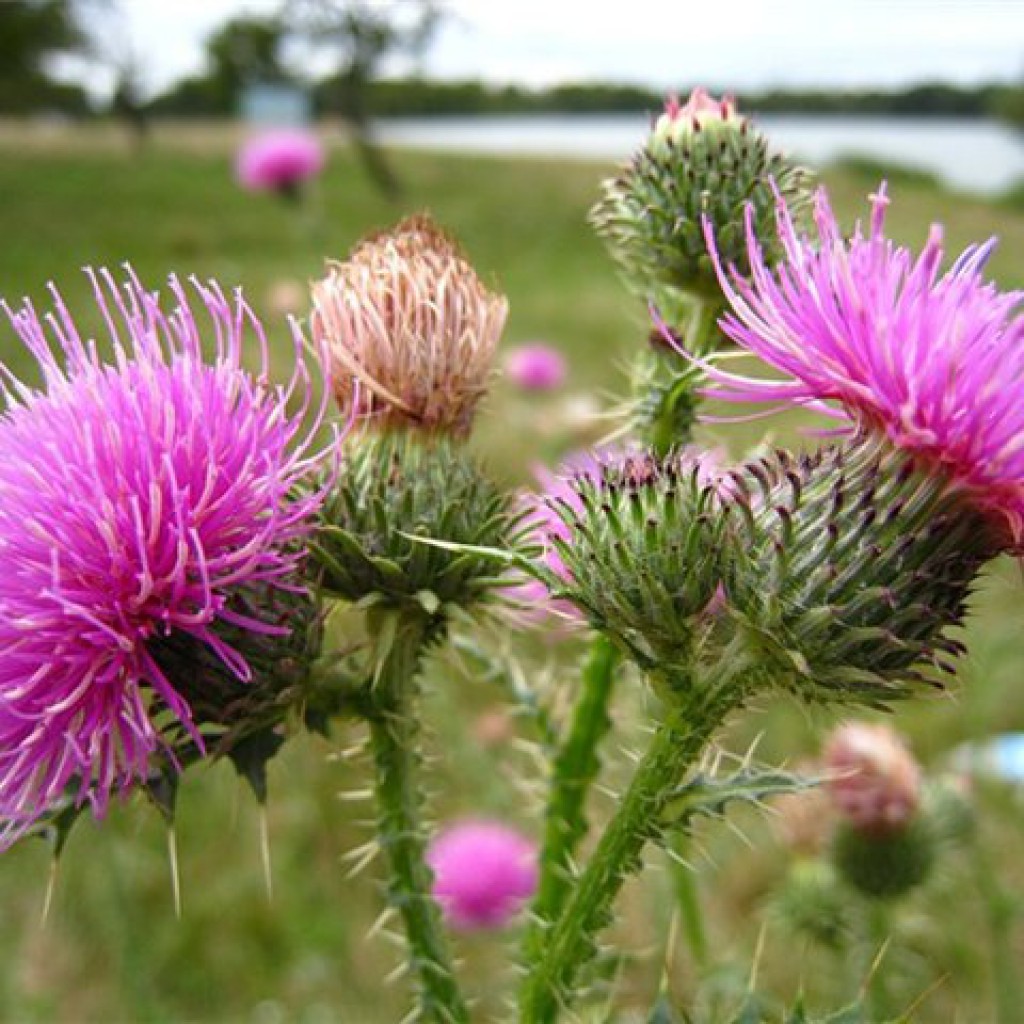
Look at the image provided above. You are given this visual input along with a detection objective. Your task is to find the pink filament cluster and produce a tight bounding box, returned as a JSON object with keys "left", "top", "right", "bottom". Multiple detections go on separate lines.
{"left": 0, "top": 269, "right": 331, "bottom": 843}
{"left": 704, "top": 183, "right": 1024, "bottom": 542}
{"left": 236, "top": 129, "right": 325, "bottom": 193}
{"left": 660, "top": 86, "right": 738, "bottom": 128}
{"left": 824, "top": 722, "right": 921, "bottom": 834}
{"left": 427, "top": 820, "right": 538, "bottom": 930}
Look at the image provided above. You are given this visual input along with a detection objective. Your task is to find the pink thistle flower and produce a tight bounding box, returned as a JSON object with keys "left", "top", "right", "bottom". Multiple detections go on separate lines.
{"left": 236, "top": 129, "right": 325, "bottom": 197}
{"left": 824, "top": 722, "right": 921, "bottom": 834}
{"left": 704, "top": 183, "right": 1024, "bottom": 544}
{"left": 0, "top": 269, "right": 332, "bottom": 844}
{"left": 427, "top": 820, "right": 538, "bottom": 930}
{"left": 504, "top": 344, "right": 568, "bottom": 391}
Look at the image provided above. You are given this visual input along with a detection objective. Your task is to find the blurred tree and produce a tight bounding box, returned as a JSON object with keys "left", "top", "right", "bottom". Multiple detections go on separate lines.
{"left": 284, "top": 0, "right": 443, "bottom": 198}
{"left": 147, "top": 14, "right": 291, "bottom": 117}
{"left": 0, "top": 0, "right": 89, "bottom": 114}
{"left": 206, "top": 15, "right": 292, "bottom": 93}
{"left": 991, "top": 77, "right": 1024, "bottom": 133}
{"left": 70, "top": 0, "right": 150, "bottom": 146}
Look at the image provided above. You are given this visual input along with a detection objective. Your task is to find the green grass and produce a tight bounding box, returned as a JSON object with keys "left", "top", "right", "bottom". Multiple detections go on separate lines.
{"left": 0, "top": 132, "right": 1023, "bottom": 1022}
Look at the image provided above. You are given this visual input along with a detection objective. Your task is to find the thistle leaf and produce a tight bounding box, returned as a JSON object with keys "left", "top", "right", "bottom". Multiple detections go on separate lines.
{"left": 659, "top": 768, "right": 821, "bottom": 831}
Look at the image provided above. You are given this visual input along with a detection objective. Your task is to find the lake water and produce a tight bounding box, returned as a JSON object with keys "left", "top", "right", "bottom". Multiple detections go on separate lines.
{"left": 376, "top": 114, "right": 1024, "bottom": 196}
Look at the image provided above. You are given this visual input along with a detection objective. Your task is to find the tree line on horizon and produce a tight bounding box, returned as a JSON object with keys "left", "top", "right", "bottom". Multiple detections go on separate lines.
{"left": 4, "top": 0, "right": 1023, "bottom": 129}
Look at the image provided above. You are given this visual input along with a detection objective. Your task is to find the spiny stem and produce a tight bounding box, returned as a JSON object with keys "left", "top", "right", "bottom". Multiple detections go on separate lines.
{"left": 518, "top": 674, "right": 744, "bottom": 1024}
{"left": 366, "top": 617, "right": 469, "bottom": 1024}
{"left": 521, "top": 634, "right": 620, "bottom": 970}
{"left": 648, "top": 295, "right": 721, "bottom": 458}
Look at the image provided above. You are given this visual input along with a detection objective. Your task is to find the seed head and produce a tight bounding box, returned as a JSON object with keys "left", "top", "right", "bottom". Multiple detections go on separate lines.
{"left": 312, "top": 215, "right": 508, "bottom": 437}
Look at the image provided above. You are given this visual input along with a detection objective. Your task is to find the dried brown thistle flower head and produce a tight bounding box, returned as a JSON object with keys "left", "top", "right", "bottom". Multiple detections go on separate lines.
{"left": 311, "top": 215, "right": 508, "bottom": 436}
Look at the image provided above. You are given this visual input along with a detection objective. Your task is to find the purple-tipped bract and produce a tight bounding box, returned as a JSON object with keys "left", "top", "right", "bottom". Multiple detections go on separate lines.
{"left": 0, "top": 269, "right": 332, "bottom": 843}
{"left": 704, "top": 184, "right": 1024, "bottom": 542}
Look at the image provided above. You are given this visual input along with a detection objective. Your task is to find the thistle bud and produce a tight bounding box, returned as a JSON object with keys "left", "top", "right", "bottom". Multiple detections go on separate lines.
{"left": 313, "top": 432, "right": 525, "bottom": 618}
{"left": 312, "top": 215, "right": 508, "bottom": 437}
{"left": 824, "top": 722, "right": 921, "bottom": 834}
{"left": 590, "top": 88, "right": 812, "bottom": 321}
{"left": 721, "top": 436, "right": 997, "bottom": 707}
{"left": 831, "top": 814, "right": 936, "bottom": 901}
{"left": 536, "top": 449, "right": 729, "bottom": 679}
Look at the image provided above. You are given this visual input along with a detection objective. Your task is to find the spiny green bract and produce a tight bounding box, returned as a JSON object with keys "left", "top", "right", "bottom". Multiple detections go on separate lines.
{"left": 150, "top": 584, "right": 325, "bottom": 798}
{"left": 831, "top": 814, "right": 937, "bottom": 901}
{"left": 546, "top": 450, "right": 727, "bottom": 675}
{"left": 28, "top": 584, "right": 324, "bottom": 847}
{"left": 722, "top": 437, "right": 997, "bottom": 707}
{"left": 590, "top": 111, "right": 811, "bottom": 318}
{"left": 312, "top": 432, "right": 526, "bottom": 617}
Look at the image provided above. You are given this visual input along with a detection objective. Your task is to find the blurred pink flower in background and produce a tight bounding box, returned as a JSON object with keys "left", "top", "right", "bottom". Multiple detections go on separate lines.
{"left": 236, "top": 130, "right": 325, "bottom": 196}
{"left": 504, "top": 344, "right": 568, "bottom": 391}
{"left": 824, "top": 722, "right": 921, "bottom": 834}
{"left": 504, "top": 453, "right": 605, "bottom": 628}
{"left": 427, "top": 820, "right": 538, "bottom": 930}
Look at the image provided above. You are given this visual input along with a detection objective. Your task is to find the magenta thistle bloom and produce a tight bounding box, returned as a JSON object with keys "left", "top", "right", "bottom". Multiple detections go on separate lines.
{"left": 236, "top": 129, "right": 325, "bottom": 196}
{"left": 504, "top": 344, "right": 568, "bottom": 391}
{"left": 0, "top": 269, "right": 331, "bottom": 843}
{"left": 704, "top": 183, "right": 1024, "bottom": 542}
{"left": 427, "top": 820, "right": 538, "bottom": 930}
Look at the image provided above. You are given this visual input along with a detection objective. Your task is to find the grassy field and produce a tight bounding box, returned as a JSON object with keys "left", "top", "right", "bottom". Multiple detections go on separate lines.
{"left": 0, "top": 124, "right": 1023, "bottom": 1023}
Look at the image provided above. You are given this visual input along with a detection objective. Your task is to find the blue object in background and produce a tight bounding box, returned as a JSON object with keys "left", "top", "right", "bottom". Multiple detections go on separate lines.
{"left": 240, "top": 83, "right": 311, "bottom": 127}
{"left": 950, "top": 733, "right": 1024, "bottom": 783}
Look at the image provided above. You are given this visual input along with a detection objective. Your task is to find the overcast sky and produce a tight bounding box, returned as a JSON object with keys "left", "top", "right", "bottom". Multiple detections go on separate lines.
{"left": 74, "top": 0, "right": 1024, "bottom": 99}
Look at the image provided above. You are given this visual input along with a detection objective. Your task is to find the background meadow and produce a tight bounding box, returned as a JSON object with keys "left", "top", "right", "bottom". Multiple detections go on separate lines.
{"left": 1, "top": 127, "right": 1024, "bottom": 1021}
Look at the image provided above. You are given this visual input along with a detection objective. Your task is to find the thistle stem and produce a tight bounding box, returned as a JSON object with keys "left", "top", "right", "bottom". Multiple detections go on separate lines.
{"left": 518, "top": 674, "right": 743, "bottom": 1024}
{"left": 864, "top": 900, "right": 893, "bottom": 1022}
{"left": 366, "top": 617, "right": 469, "bottom": 1024}
{"left": 648, "top": 297, "right": 721, "bottom": 457}
{"left": 521, "top": 634, "right": 620, "bottom": 969}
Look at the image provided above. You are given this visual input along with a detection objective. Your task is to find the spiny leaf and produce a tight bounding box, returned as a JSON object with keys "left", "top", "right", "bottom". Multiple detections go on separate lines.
{"left": 659, "top": 768, "right": 821, "bottom": 831}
